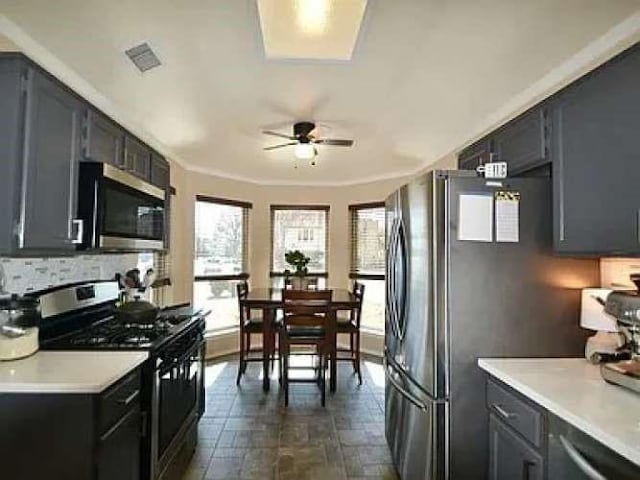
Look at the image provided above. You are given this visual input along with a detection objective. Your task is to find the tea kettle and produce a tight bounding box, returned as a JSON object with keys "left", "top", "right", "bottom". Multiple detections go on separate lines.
{"left": 0, "top": 267, "right": 41, "bottom": 360}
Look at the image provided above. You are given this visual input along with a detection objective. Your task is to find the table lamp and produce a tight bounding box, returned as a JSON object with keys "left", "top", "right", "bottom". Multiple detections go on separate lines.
{"left": 580, "top": 288, "right": 623, "bottom": 362}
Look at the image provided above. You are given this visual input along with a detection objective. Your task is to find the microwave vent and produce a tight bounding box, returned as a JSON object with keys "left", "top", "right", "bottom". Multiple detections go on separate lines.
{"left": 125, "top": 42, "right": 161, "bottom": 72}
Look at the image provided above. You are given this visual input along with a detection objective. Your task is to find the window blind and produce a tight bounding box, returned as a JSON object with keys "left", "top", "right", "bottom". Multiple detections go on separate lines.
{"left": 270, "top": 205, "right": 330, "bottom": 277}
{"left": 349, "top": 202, "right": 385, "bottom": 279}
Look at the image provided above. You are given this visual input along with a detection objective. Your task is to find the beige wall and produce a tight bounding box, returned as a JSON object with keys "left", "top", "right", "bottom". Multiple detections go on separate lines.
{"left": 167, "top": 153, "right": 458, "bottom": 305}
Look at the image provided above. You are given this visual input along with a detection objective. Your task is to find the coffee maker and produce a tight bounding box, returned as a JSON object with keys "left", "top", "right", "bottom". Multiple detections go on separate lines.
{"left": 601, "top": 288, "right": 640, "bottom": 394}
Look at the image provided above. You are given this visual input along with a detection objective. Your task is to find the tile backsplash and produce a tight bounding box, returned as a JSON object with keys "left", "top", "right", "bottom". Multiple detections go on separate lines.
{"left": 0, "top": 254, "right": 140, "bottom": 294}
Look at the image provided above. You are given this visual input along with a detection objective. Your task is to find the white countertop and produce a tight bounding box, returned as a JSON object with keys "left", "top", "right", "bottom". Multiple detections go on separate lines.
{"left": 478, "top": 358, "right": 640, "bottom": 466}
{"left": 0, "top": 350, "right": 148, "bottom": 394}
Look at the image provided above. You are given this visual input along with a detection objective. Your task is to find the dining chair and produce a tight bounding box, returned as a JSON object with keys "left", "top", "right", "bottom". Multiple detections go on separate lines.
{"left": 279, "top": 288, "right": 333, "bottom": 407}
{"left": 335, "top": 281, "right": 366, "bottom": 384}
{"left": 235, "top": 281, "right": 276, "bottom": 385}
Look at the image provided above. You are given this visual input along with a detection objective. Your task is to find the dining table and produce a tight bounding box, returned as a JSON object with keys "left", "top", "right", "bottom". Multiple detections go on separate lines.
{"left": 239, "top": 287, "right": 358, "bottom": 393}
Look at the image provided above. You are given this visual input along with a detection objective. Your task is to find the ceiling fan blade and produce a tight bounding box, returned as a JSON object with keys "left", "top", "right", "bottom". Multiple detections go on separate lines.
{"left": 264, "top": 142, "right": 298, "bottom": 151}
{"left": 263, "top": 130, "right": 296, "bottom": 140}
{"left": 314, "top": 139, "right": 354, "bottom": 147}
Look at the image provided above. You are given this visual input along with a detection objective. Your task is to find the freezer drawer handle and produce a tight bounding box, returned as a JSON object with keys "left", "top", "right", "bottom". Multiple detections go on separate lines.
{"left": 384, "top": 361, "right": 428, "bottom": 412}
{"left": 491, "top": 403, "right": 517, "bottom": 420}
{"left": 559, "top": 435, "right": 606, "bottom": 480}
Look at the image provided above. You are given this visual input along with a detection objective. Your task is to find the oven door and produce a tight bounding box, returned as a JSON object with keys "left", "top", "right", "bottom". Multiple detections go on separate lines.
{"left": 154, "top": 335, "right": 204, "bottom": 477}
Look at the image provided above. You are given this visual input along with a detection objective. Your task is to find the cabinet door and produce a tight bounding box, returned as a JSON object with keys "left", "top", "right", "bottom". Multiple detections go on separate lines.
{"left": 83, "top": 110, "right": 124, "bottom": 167}
{"left": 489, "top": 414, "right": 544, "bottom": 480}
{"left": 21, "top": 68, "right": 84, "bottom": 251}
{"left": 150, "top": 152, "right": 169, "bottom": 189}
{"left": 552, "top": 45, "right": 640, "bottom": 254}
{"left": 458, "top": 138, "right": 493, "bottom": 171}
{"left": 124, "top": 135, "right": 151, "bottom": 180}
{"left": 494, "top": 107, "right": 548, "bottom": 175}
{"left": 97, "top": 407, "right": 141, "bottom": 480}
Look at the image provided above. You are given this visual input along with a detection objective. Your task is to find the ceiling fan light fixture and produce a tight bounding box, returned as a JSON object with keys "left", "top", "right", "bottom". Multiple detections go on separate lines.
{"left": 294, "top": 143, "right": 316, "bottom": 160}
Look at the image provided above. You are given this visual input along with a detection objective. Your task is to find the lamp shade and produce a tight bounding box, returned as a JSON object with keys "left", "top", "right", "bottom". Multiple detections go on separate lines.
{"left": 580, "top": 288, "right": 618, "bottom": 332}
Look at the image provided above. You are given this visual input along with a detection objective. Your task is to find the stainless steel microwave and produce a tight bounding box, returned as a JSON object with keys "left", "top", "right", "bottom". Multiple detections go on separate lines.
{"left": 77, "top": 162, "right": 166, "bottom": 251}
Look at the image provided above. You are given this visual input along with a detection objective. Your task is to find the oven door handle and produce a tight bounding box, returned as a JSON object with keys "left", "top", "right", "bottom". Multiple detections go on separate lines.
{"left": 157, "top": 339, "right": 204, "bottom": 376}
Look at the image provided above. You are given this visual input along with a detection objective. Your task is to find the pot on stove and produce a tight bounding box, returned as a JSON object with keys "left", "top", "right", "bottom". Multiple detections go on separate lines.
{"left": 0, "top": 294, "right": 41, "bottom": 360}
{"left": 115, "top": 298, "right": 159, "bottom": 325}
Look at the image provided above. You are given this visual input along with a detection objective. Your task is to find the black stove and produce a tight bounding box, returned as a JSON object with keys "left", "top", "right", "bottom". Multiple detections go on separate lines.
{"left": 44, "top": 306, "right": 203, "bottom": 350}
{"left": 32, "top": 281, "right": 208, "bottom": 480}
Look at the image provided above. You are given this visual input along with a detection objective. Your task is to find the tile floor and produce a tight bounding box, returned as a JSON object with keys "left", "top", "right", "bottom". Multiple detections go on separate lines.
{"left": 182, "top": 355, "right": 398, "bottom": 480}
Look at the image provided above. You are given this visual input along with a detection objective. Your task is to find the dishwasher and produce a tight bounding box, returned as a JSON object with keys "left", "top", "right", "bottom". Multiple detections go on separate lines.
{"left": 548, "top": 413, "right": 640, "bottom": 479}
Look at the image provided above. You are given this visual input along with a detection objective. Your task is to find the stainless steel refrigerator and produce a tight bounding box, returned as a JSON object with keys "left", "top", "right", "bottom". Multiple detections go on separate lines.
{"left": 384, "top": 170, "right": 599, "bottom": 480}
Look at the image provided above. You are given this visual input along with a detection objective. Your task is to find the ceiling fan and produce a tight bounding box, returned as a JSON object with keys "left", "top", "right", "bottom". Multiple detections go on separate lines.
{"left": 263, "top": 121, "right": 354, "bottom": 165}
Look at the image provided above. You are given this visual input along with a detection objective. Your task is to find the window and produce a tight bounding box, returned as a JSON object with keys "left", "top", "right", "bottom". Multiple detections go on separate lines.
{"left": 193, "top": 196, "right": 250, "bottom": 333}
{"left": 350, "top": 202, "right": 386, "bottom": 333}
{"left": 270, "top": 206, "right": 329, "bottom": 285}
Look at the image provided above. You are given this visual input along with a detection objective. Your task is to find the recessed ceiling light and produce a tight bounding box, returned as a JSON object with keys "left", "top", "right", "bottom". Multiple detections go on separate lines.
{"left": 295, "top": 0, "right": 331, "bottom": 36}
{"left": 257, "top": 0, "right": 368, "bottom": 60}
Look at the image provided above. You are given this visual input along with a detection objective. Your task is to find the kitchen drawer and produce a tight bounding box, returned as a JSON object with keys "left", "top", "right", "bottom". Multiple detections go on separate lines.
{"left": 487, "top": 379, "right": 543, "bottom": 448}
{"left": 99, "top": 369, "right": 141, "bottom": 434}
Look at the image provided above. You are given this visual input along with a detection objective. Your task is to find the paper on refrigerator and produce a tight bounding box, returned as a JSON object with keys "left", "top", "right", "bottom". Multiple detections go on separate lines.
{"left": 495, "top": 191, "right": 520, "bottom": 243}
{"left": 458, "top": 194, "right": 493, "bottom": 242}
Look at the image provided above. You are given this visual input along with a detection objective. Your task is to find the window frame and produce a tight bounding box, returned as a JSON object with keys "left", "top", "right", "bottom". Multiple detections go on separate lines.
{"left": 349, "top": 201, "right": 386, "bottom": 334}
{"left": 349, "top": 201, "right": 386, "bottom": 281}
{"left": 269, "top": 204, "right": 330, "bottom": 279}
{"left": 193, "top": 195, "right": 251, "bottom": 283}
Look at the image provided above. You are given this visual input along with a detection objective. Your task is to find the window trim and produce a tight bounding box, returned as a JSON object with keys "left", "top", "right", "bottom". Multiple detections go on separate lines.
{"left": 349, "top": 201, "right": 386, "bottom": 278}
{"left": 195, "top": 194, "right": 253, "bottom": 210}
{"left": 269, "top": 204, "right": 330, "bottom": 276}
{"left": 193, "top": 196, "right": 251, "bottom": 334}
{"left": 194, "top": 195, "right": 251, "bottom": 280}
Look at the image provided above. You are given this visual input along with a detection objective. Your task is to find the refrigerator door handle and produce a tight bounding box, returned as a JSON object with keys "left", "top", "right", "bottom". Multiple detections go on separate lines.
{"left": 395, "top": 218, "right": 408, "bottom": 340}
{"left": 386, "top": 219, "right": 400, "bottom": 338}
{"left": 384, "top": 356, "right": 428, "bottom": 412}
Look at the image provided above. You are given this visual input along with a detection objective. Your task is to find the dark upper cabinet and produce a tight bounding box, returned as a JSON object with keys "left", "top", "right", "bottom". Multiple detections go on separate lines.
{"left": 124, "top": 135, "right": 151, "bottom": 180}
{"left": 0, "top": 58, "right": 25, "bottom": 253}
{"left": 551, "top": 44, "right": 640, "bottom": 255}
{"left": 83, "top": 109, "right": 125, "bottom": 168}
{"left": 20, "top": 66, "right": 85, "bottom": 252}
{"left": 493, "top": 107, "right": 549, "bottom": 175}
{"left": 458, "top": 138, "right": 493, "bottom": 171}
{"left": 489, "top": 414, "right": 544, "bottom": 480}
{"left": 150, "top": 152, "right": 170, "bottom": 189}
{"left": 458, "top": 107, "right": 549, "bottom": 175}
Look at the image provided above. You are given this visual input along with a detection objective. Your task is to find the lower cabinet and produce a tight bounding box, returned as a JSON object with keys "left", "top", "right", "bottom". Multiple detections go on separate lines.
{"left": 98, "top": 406, "right": 141, "bottom": 480}
{"left": 489, "top": 413, "right": 544, "bottom": 480}
{"left": 486, "top": 375, "right": 640, "bottom": 480}
{"left": 0, "top": 368, "right": 142, "bottom": 480}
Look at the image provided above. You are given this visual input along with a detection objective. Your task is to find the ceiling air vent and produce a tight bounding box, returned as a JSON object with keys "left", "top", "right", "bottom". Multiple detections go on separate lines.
{"left": 125, "top": 42, "right": 161, "bottom": 72}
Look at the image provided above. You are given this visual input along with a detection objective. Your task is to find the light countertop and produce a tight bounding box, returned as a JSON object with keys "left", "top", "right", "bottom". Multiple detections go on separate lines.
{"left": 478, "top": 358, "right": 640, "bottom": 466}
{"left": 0, "top": 350, "right": 148, "bottom": 394}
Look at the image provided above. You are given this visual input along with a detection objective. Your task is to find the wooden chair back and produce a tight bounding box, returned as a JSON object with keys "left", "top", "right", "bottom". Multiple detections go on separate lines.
{"left": 351, "top": 281, "right": 366, "bottom": 327}
{"left": 236, "top": 281, "right": 249, "bottom": 324}
{"left": 282, "top": 289, "right": 333, "bottom": 328}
